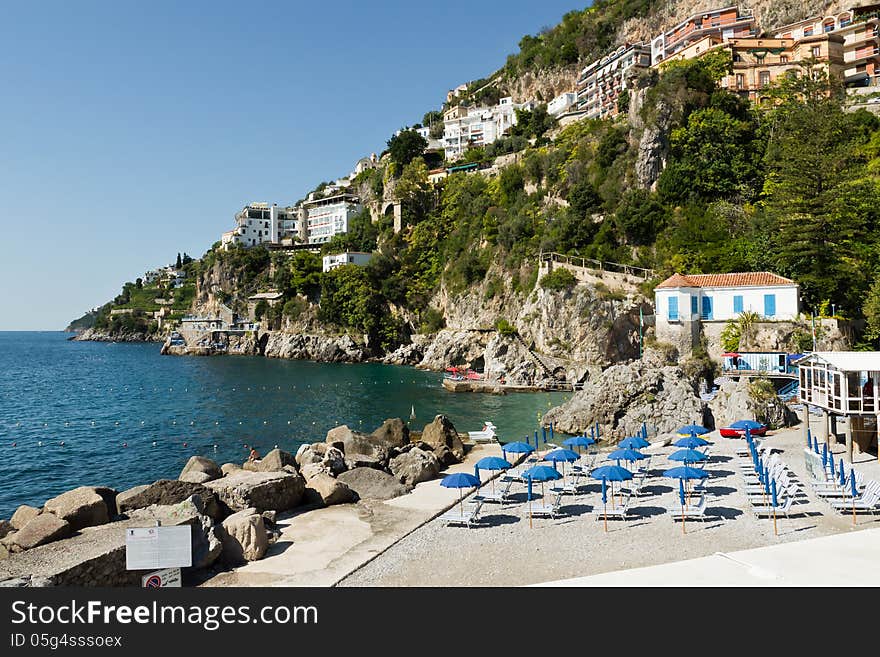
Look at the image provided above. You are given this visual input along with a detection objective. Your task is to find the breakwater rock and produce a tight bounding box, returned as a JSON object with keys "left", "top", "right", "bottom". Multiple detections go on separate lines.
{"left": 0, "top": 416, "right": 467, "bottom": 586}
{"left": 71, "top": 328, "right": 161, "bottom": 343}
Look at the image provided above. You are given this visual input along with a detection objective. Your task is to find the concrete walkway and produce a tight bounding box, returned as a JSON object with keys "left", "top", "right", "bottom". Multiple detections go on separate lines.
{"left": 535, "top": 525, "right": 880, "bottom": 586}
{"left": 202, "top": 442, "right": 508, "bottom": 587}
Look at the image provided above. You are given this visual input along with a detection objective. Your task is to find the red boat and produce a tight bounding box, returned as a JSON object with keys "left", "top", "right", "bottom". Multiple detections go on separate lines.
{"left": 719, "top": 425, "right": 767, "bottom": 438}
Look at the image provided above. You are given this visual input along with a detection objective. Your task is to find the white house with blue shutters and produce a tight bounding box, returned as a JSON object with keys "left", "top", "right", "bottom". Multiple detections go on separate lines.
{"left": 654, "top": 272, "right": 800, "bottom": 356}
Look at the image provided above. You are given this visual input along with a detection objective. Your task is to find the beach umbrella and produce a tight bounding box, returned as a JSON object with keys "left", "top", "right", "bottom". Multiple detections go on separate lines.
{"left": 595, "top": 421, "right": 600, "bottom": 439}
{"left": 744, "top": 428, "right": 752, "bottom": 443}
{"left": 502, "top": 441, "right": 533, "bottom": 461}
{"left": 839, "top": 460, "right": 846, "bottom": 487}
{"left": 731, "top": 419, "right": 764, "bottom": 431}
{"left": 542, "top": 426, "right": 547, "bottom": 444}
{"left": 522, "top": 465, "right": 563, "bottom": 528}
{"left": 563, "top": 435, "right": 595, "bottom": 454}
{"left": 545, "top": 448, "right": 579, "bottom": 485}
{"left": 601, "top": 478, "right": 608, "bottom": 532}
{"left": 606, "top": 448, "right": 648, "bottom": 464}
{"left": 771, "top": 478, "right": 779, "bottom": 536}
{"left": 441, "top": 472, "right": 481, "bottom": 515}
{"left": 550, "top": 423, "right": 554, "bottom": 443}
{"left": 475, "top": 456, "right": 509, "bottom": 497}
{"left": 850, "top": 469, "right": 859, "bottom": 524}
{"left": 673, "top": 436, "right": 709, "bottom": 449}
{"left": 813, "top": 435, "right": 820, "bottom": 454}
{"left": 668, "top": 448, "right": 708, "bottom": 464}
{"left": 535, "top": 430, "right": 540, "bottom": 447}
{"left": 620, "top": 436, "right": 650, "bottom": 450}
{"left": 679, "top": 478, "right": 687, "bottom": 534}
{"left": 591, "top": 464, "right": 633, "bottom": 509}
{"left": 822, "top": 443, "right": 828, "bottom": 470}
{"left": 664, "top": 465, "right": 708, "bottom": 517}
{"left": 829, "top": 452, "right": 836, "bottom": 479}
{"left": 806, "top": 427, "right": 812, "bottom": 448}
{"left": 641, "top": 422, "right": 648, "bottom": 441}
{"left": 677, "top": 424, "right": 709, "bottom": 436}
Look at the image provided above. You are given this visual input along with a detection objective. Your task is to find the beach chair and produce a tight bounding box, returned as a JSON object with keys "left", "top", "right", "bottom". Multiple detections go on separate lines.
{"left": 596, "top": 496, "right": 633, "bottom": 522}
{"left": 829, "top": 481, "right": 880, "bottom": 515}
{"left": 474, "top": 478, "right": 514, "bottom": 504}
{"left": 439, "top": 499, "right": 484, "bottom": 528}
{"left": 549, "top": 480, "right": 578, "bottom": 496}
{"left": 668, "top": 495, "right": 712, "bottom": 523}
{"left": 531, "top": 491, "right": 564, "bottom": 519}
{"left": 751, "top": 495, "right": 794, "bottom": 518}
{"left": 813, "top": 472, "right": 866, "bottom": 498}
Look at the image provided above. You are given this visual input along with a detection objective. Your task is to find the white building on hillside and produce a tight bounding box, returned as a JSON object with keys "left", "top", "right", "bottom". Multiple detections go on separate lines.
{"left": 654, "top": 271, "right": 800, "bottom": 356}
{"left": 322, "top": 252, "right": 373, "bottom": 272}
{"left": 442, "top": 97, "right": 535, "bottom": 160}
{"left": 548, "top": 92, "right": 577, "bottom": 117}
{"left": 221, "top": 203, "right": 300, "bottom": 250}
{"left": 303, "top": 193, "right": 362, "bottom": 245}
{"left": 576, "top": 43, "right": 652, "bottom": 121}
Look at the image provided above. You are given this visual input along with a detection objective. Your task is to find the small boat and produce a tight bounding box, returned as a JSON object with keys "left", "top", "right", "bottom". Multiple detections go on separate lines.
{"left": 719, "top": 424, "right": 768, "bottom": 438}
{"left": 468, "top": 421, "right": 498, "bottom": 443}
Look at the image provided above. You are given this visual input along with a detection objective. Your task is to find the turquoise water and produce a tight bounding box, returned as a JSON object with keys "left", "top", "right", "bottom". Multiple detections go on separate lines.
{"left": 0, "top": 332, "right": 569, "bottom": 517}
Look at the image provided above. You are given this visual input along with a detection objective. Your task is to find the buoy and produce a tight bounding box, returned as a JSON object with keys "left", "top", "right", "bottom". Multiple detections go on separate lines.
{"left": 11, "top": 442, "right": 16, "bottom": 447}
{"left": 65, "top": 422, "right": 69, "bottom": 427}
{"left": 152, "top": 441, "right": 157, "bottom": 447}
{"left": 263, "top": 420, "right": 267, "bottom": 425}
{"left": 215, "top": 421, "right": 219, "bottom": 425}
{"left": 59, "top": 441, "right": 64, "bottom": 446}
{"left": 37, "top": 441, "right": 42, "bottom": 447}
{"left": 122, "top": 442, "right": 127, "bottom": 448}
{"left": 239, "top": 421, "right": 242, "bottom": 425}
{"left": 172, "top": 420, "right": 176, "bottom": 425}
{"left": 141, "top": 421, "right": 145, "bottom": 425}
{"left": 274, "top": 444, "right": 278, "bottom": 449}
{"left": 44, "top": 423, "right": 48, "bottom": 427}
{"left": 190, "top": 421, "right": 194, "bottom": 426}
{"left": 287, "top": 420, "right": 291, "bottom": 425}
{"left": 183, "top": 442, "right": 188, "bottom": 447}
{"left": 91, "top": 421, "right": 95, "bottom": 425}
{"left": 115, "top": 421, "right": 120, "bottom": 426}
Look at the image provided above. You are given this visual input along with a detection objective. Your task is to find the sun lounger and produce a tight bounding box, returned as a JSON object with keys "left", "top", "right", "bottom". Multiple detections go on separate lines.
{"left": 668, "top": 495, "right": 712, "bottom": 523}
{"left": 751, "top": 495, "right": 794, "bottom": 518}
{"left": 549, "top": 481, "right": 578, "bottom": 496}
{"left": 828, "top": 481, "right": 880, "bottom": 515}
{"left": 473, "top": 478, "right": 514, "bottom": 504}
{"left": 531, "top": 491, "right": 564, "bottom": 518}
{"left": 596, "top": 496, "right": 633, "bottom": 521}
{"left": 439, "top": 500, "right": 484, "bottom": 528}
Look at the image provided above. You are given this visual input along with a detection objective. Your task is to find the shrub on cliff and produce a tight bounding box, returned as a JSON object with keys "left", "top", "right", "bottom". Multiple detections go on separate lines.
{"left": 495, "top": 318, "right": 517, "bottom": 336}
{"left": 539, "top": 268, "right": 576, "bottom": 291}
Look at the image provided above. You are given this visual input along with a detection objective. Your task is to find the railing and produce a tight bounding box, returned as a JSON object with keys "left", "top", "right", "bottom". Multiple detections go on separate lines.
{"left": 538, "top": 251, "right": 655, "bottom": 280}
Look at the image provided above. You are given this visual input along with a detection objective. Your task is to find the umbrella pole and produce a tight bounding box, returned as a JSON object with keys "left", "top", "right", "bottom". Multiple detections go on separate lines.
{"left": 603, "top": 501, "right": 607, "bottom": 533}
{"left": 529, "top": 498, "right": 533, "bottom": 529}
{"left": 853, "top": 496, "right": 857, "bottom": 526}
{"left": 681, "top": 503, "right": 686, "bottom": 535}
{"left": 459, "top": 489, "right": 463, "bottom": 516}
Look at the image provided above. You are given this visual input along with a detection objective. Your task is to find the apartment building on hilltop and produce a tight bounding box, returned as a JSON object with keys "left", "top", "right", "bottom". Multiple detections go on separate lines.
{"left": 650, "top": 5, "right": 757, "bottom": 65}
{"left": 575, "top": 43, "right": 651, "bottom": 121}
{"left": 303, "top": 193, "right": 362, "bottom": 245}
{"left": 442, "top": 97, "right": 535, "bottom": 160}
{"left": 773, "top": 5, "right": 880, "bottom": 87}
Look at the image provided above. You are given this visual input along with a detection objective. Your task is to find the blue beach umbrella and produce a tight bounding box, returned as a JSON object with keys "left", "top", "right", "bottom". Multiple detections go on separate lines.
{"left": 542, "top": 426, "right": 547, "bottom": 444}
{"left": 850, "top": 469, "right": 859, "bottom": 524}
{"left": 607, "top": 448, "right": 648, "bottom": 463}
{"left": 822, "top": 443, "right": 828, "bottom": 470}
{"left": 829, "top": 452, "right": 836, "bottom": 479}
{"left": 545, "top": 448, "right": 580, "bottom": 483}
{"left": 563, "top": 435, "right": 595, "bottom": 453}
{"left": 839, "top": 462, "right": 846, "bottom": 487}
{"left": 600, "top": 478, "right": 609, "bottom": 532}
{"left": 620, "top": 436, "right": 650, "bottom": 450}
{"left": 550, "top": 424, "right": 554, "bottom": 443}
{"left": 641, "top": 422, "right": 648, "bottom": 441}
{"left": 595, "top": 421, "right": 600, "bottom": 439}
{"left": 806, "top": 427, "right": 813, "bottom": 448}
{"left": 663, "top": 465, "right": 709, "bottom": 481}
{"left": 678, "top": 478, "right": 687, "bottom": 534}
{"left": 771, "top": 478, "right": 779, "bottom": 535}
{"left": 476, "top": 456, "right": 509, "bottom": 496}
{"left": 813, "top": 435, "right": 820, "bottom": 453}
{"left": 522, "top": 465, "right": 563, "bottom": 527}
{"left": 535, "top": 430, "right": 540, "bottom": 447}
{"left": 673, "top": 436, "right": 709, "bottom": 449}
{"left": 731, "top": 419, "right": 764, "bottom": 431}
{"left": 501, "top": 441, "right": 533, "bottom": 464}
{"left": 441, "top": 472, "right": 481, "bottom": 515}
{"left": 668, "top": 448, "right": 708, "bottom": 464}
{"left": 591, "top": 464, "right": 633, "bottom": 513}
{"left": 677, "top": 424, "right": 709, "bottom": 436}
{"left": 744, "top": 428, "right": 752, "bottom": 443}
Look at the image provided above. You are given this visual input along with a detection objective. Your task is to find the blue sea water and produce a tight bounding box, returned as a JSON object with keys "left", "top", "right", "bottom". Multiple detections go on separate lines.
{"left": 0, "top": 332, "right": 569, "bottom": 518}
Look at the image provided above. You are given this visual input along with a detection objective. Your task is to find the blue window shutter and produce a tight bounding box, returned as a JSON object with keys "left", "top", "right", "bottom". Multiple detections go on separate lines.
{"left": 701, "top": 296, "right": 713, "bottom": 320}
{"left": 764, "top": 294, "right": 776, "bottom": 317}
{"left": 733, "top": 295, "right": 743, "bottom": 314}
{"left": 691, "top": 295, "right": 698, "bottom": 316}
{"left": 668, "top": 296, "right": 679, "bottom": 320}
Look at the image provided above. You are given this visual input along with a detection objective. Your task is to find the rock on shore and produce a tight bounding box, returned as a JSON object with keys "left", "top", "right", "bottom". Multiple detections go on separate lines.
{"left": 543, "top": 350, "right": 706, "bottom": 439}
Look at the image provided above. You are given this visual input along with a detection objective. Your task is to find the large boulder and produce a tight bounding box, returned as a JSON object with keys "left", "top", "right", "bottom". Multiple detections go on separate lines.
{"left": 370, "top": 418, "right": 411, "bottom": 449}
{"left": 116, "top": 480, "right": 223, "bottom": 521}
{"left": 12, "top": 514, "right": 71, "bottom": 550}
{"left": 44, "top": 486, "right": 110, "bottom": 531}
{"left": 326, "top": 425, "right": 389, "bottom": 466}
{"left": 708, "top": 378, "right": 797, "bottom": 429}
{"left": 205, "top": 470, "right": 305, "bottom": 513}
{"left": 543, "top": 349, "right": 705, "bottom": 439}
{"left": 10, "top": 506, "right": 40, "bottom": 530}
{"left": 420, "top": 415, "right": 465, "bottom": 460}
{"left": 389, "top": 448, "right": 441, "bottom": 486}
{"left": 219, "top": 508, "right": 268, "bottom": 564}
{"left": 221, "top": 463, "right": 242, "bottom": 476}
{"left": 179, "top": 456, "right": 223, "bottom": 483}
{"left": 304, "top": 473, "right": 357, "bottom": 507}
{"left": 296, "top": 443, "right": 324, "bottom": 467}
{"left": 337, "top": 468, "right": 412, "bottom": 500}
{"left": 250, "top": 448, "right": 297, "bottom": 473}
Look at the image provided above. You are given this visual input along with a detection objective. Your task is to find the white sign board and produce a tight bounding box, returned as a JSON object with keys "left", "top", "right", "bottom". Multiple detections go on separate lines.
{"left": 142, "top": 567, "right": 182, "bottom": 588}
{"left": 126, "top": 526, "right": 192, "bottom": 570}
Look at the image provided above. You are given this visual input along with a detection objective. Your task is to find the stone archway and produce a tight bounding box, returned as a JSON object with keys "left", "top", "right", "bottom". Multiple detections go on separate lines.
{"left": 380, "top": 200, "right": 403, "bottom": 233}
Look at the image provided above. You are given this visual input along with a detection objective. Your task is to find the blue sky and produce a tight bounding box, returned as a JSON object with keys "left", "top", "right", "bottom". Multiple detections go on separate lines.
{"left": 0, "top": 1, "right": 585, "bottom": 330}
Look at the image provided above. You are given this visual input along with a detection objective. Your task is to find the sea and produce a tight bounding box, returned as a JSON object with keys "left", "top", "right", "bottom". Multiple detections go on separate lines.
{"left": 0, "top": 332, "right": 570, "bottom": 518}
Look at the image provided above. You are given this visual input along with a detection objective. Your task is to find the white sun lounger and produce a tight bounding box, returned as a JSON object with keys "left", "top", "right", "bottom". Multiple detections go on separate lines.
{"left": 668, "top": 495, "right": 712, "bottom": 522}
{"left": 439, "top": 500, "right": 484, "bottom": 528}
{"left": 751, "top": 495, "right": 795, "bottom": 518}
{"left": 829, "top": 481, "right": 880, "bottom": 515}
{"left": 531, "top": 491, "right": 564, "bottom": 519}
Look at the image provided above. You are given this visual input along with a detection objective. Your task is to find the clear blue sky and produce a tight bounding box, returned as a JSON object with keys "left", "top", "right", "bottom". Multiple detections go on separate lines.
{"left": 0, "top": 1, "right": 586, "bottom": 330}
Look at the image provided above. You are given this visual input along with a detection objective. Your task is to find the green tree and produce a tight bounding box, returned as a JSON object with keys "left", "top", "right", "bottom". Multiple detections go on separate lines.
{"left": 176, "top": 253, "right": 182, "bottom": 269}
{"left": 387, "top": 130, "right": 428, "bottom": 171}
{"left": 614, "top": 190, "right": 668, "bottom": 246}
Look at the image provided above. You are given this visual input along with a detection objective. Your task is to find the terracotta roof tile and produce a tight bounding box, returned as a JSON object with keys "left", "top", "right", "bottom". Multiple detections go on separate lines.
{"left": 656, "top": 272, "right": 796, "bottom": 289}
